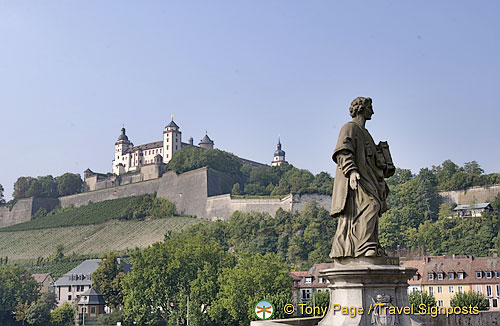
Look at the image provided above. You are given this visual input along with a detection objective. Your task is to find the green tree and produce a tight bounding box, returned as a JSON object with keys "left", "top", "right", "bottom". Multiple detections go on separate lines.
{"left": 450, "top": 291, "right": 489, "bottom": 310}
{"left": 50, "top": 302, "right": 75, "bottom": 326}
{"left": 54, "top": 244, "right": 65, "bottom": 262}
{"left": 92, "top": 253, "right": 125, "bottom": 308}
{"left": 57, "top": 173, "right": 83, "bottom": 196}
{"left": 463, "top": 161, "right": 484, "bottom": 176}
{"left": 231, "top": 183, "right": 242, "bottom": 195}
{"left": 25, "top": 302, "right": 50, "bottom": 326}
{"left": 0, "top": 265, "right": 40, "bottom": 323}
{"left": 168, "top": 146, "right": 243, "bottom": 183}
{"left": 307, "top": 291, "right": 330, "bottom": 311}
{"left": 210, "top": 253, "right": 291, "bottom": 326}
{"left": 27, "top": 176, "right": 58, "bottom": 198}
{"left": 13, "top": 176, "right": 36, "bottom": 199}
{"left": 122, "top": 234, "right": 233, "bottom": 326}
{"left": 39, "top": 292, "right": 58, "bottom": 310}
{"left": 0, "top": 183, "right": 4, "bottom": 204}
{"left": 408, "top": 291, "right": 436, "bottom": 313}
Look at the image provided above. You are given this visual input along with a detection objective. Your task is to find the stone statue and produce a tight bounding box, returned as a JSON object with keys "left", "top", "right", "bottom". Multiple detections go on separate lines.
{"left": 330, "top": 97, "right": 395, "bottom": 258}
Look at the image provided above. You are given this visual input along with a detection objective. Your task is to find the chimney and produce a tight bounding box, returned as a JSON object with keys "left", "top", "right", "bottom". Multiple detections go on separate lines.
{"left": 189, "top": 137, "right": 193, "bottom": 146}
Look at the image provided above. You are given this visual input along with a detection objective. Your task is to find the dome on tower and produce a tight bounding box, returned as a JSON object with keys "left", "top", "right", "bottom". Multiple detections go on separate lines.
{"left": 117, "top": 127, "right": 129, "bottom": 141}
{"left": 274, "top": 138, "right": 285, "bottom": 156}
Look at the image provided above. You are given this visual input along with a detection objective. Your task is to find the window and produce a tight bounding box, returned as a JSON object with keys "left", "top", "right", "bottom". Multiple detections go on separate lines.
{"left": 458, "top": 286, "right": 463, "bottom": 293}
{"left": 301, "top": 289, "right": 311, "bottom": 300}
{"left": 437, "top": 286, "right": 443, "bottom": 293}
{"left": 497, "top": 285, "right": 499, "bottom": 296}
{"left": 449, "top": 286, "right": 454, "bottom": 293}
{"left": 494, "top": 299, "right": 498, "bottom": 308}
{"left": 486, "top": 272, "right": 492, "bottom": 278}
{"left": 458, "top": 272, "right": 464, "bottom": 279}
{"left": 413, "top": 275, "right": 419, "bottom": 281}
{"left": 437, "top": 273, "right": 444, "bottom": 280}
{"left": 176, "top": 145, "right": 178, "bottom": 150}
{"left": 68, "top": 295, "right": 72, "bottom": 300}
{"left": 68, "top": 286, "right": 72, "bottom": 292}
{"left": 449, "top": 273, "right": 455, "bottom": 280}
{"left": 305, "top": 277, "right": 312, "bottom": 284}
{"left": 487, "top": 285, "right": 492, "bottom": 297}
{"left": 318, "top": 277, "right": 323, "bottom": 283}
{"left": 438, "top": 300, "right": 444, "bottom": 307}
{"left": 428, "top": 287, "right": 434, "bottom": 295}
{"left": 428, "top": 273, "right": 434, "bottom": 281}
{"left": 476, "top": 271, "right": 483, "bottom": 279}
{"left": 90, "top": 307, "right": 96, "bottom": 315}
{"left": 477, "top": 285, "right": 482, "bottom": 293}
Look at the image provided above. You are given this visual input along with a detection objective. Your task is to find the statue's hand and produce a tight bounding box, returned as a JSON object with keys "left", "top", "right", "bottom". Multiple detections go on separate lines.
{"left": 349, "top": 171, "right": 360, "bottom": 190}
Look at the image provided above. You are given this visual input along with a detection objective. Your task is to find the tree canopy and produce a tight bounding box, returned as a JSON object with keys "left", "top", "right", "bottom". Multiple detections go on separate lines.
{"left": 0, "top": 264, "right": 40, "bottom": 324}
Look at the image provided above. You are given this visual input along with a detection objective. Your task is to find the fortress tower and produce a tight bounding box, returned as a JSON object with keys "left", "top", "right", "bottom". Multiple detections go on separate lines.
{"left": 199, "top": 132, "right": 214, "bottom": 149}
{"left": 162, "top": 116, "right": 182, "bottom": 164}
{"left": 271, "top": 136, "right": 287, "bottom": 166}
{"left": 113, "top": 128, "right": 133, "bottom": 174}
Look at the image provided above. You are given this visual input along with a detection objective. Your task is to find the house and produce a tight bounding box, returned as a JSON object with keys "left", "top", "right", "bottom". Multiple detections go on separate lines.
{"left": 290, "top": 263, "right": 333, "bottom": 305}
{"left": 53, "top": 258, "right": 131, "bottom": 306}
{"left": 77, "top": 288, "right": 106, "bottom": 325}
{"left": 401, "top": 255, "right": 500, "bottom": 310}
{"left": 31, "top": 273, "right": 54, "bottom": 293}
{"left": 453, "top": 203, "right": 493, "bottom": 217}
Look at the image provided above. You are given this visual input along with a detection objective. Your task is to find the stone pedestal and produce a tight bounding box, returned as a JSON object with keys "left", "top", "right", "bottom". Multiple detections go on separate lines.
{"left": 317, "top": 257, "right": 424, "bottom": 326}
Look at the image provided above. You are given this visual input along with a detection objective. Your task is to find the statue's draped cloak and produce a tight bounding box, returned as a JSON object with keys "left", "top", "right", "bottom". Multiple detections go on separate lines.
{"left": 330, "top": 121, "right": 389, "bottom": 257}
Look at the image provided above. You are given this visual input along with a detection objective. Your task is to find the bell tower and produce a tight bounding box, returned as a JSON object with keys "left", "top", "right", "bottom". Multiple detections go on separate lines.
{"left": 162, "top": 115, "right": 182, "bottom": 164}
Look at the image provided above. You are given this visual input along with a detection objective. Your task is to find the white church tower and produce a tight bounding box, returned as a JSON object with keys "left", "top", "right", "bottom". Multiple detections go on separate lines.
{"left": 271, "top": 136, "right": 287, "bottom": 166}
{"left": 162, "top": 115, "right": 182, "bottom": 164}
{"left": 113, "top": 127, "right": 133, "bottom": 174}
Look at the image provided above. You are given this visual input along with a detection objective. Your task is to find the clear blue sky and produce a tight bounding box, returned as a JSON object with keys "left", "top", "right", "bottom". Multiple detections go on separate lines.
{"left": 1, "top": 1, "right": 499, "bottom": 200}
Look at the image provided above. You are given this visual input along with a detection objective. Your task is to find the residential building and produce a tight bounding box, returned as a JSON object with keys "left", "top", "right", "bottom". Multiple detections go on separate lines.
{"left": 453, "top": 203, "right": 493, "bottom": 217}
{"left": 290, "top": 263, "right": 333, "bottom": 305}
{"left": 53, "top": 258, "right": 131, "bottom": 306}
{"left": 31, "top": 273, "right": 54, "bottom": 293}
{"left": 401, "top": 255, "right": 500, "bottom": 310}
{"left": 77, "top": 288, "right": 106, "bottom": 325}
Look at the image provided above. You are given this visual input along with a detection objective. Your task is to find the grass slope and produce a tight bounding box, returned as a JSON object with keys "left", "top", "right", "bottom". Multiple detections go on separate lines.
{"left": 0, "top": 218, "right": 201, "bottom": 260}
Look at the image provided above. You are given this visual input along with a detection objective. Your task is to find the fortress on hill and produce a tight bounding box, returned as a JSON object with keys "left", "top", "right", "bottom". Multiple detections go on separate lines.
{"left": 111, "top": 117, "right": 286, "bottom": 175}
{"left": 84, "top": 117, "right": 287, "bottom": 192}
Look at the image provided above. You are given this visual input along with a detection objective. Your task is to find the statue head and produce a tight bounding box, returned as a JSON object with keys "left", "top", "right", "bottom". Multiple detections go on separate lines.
{"left": 349, "top": 97, "right": 373, "bottom": 118}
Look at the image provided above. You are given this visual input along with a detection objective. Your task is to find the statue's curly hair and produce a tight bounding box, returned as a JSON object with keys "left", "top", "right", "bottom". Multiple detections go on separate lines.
{"left": 349, "top": 97, "right": 372, "bottom": 117}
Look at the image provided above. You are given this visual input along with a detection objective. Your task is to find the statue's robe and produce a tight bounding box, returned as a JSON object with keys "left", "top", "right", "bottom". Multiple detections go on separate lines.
{"left": 330, "top": 121, "right": 390, "bottom": 258}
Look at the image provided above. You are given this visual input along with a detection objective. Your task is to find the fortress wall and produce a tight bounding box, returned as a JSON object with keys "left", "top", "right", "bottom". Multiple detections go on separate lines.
{"left": 291, "top": 194, "right": 332, "bottom": 213}
{"left": 439, "top": 185, "right": 500, "bottom": 205}
{"left": 0, "top": 198, "right": 33, "bottom": 228}
{"left": 32, "top": 198, "right": 60, "bottom": 214}
{"left": 59, "top": 179, "right": 161, "bottom": 208}
{"left": 157, "top": 168, "right": 209, "bottom": 218}
{"left": 205, "top": 194, "right": 293, "bottom": 220}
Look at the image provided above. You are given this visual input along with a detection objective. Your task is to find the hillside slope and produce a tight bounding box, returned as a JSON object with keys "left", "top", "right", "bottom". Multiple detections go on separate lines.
{"left": 0, "top": 217, "right": 201, "bottom": 260}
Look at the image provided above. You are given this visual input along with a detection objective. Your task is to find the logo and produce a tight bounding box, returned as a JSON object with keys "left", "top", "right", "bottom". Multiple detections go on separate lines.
{"left": 255, "top": 300, "right": 274, "bottom": 320}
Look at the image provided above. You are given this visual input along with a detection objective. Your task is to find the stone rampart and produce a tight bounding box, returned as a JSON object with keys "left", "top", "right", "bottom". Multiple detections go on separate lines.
{"left": 205, "top": 194, "right": 294, "bottom": 220}
{"left": 0, "top": 198, "right": 33, "bottom": 228}
{"left": 292, "top": 194, "right": 331, "bottom": 213}
{"left": 59, "top": 179, "right": 161, "bottom": 208}
{"left": 439, "top": 184, "right": 500, "bottom": 205}
{"left": 2, "top": 168, "right": 336, "bottom": 227}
